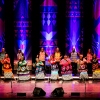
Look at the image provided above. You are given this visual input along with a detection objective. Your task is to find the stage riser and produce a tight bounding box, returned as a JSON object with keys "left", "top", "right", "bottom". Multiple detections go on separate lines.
{"left": 0, "top": 76, "right": 98, "bottom": 80}
{"left": 0, "top": 98, "right": 99, "bottom": 100}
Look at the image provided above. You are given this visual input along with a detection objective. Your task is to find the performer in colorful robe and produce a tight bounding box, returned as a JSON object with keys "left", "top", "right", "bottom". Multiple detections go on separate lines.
{"left": 54, "top": 47, "right": 62, "bottom": 75}
{"left": 17, "top": 56, "right": 30, "bottom": 81}
{"left": 91, "top": 54, "right": 100, "bottom": 79}
{"left": 0, "top": 48, "right": 6, "bottom": 75}
{"left": 70, "top": 47, "right": 79, "bottom": 76}
{"left": 92, "top": 53, "right": 98, "bottom": 71}
{"left": 86, "top": 49, "right": 93, "bottom": 75}
{"left": 33, "top": 57, "right": 45, "bottom": 79}
{"left": 37, "top": 47, "right": 48, "bottom": 72}
{"left": 17, "top": 49, "right": 24, "bottom": 60}
{"left": 76, "top": 54, "right": 88, "bottom": 81}
{"left": 48, "top": 55, "right": 59, "bottom": 80}
{"left": 60, "top": 55, "right": 72, "bottom": 80}
{"left": 1, "top": 54, "right": 14, "bottom": 78}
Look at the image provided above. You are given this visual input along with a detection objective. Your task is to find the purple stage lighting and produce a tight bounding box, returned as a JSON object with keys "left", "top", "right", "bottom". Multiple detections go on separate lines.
{"left": 40, "top": 0, "right": 57, "bottom": 57}
{"left": 66, "top": 0, "right": 84, "bottom": 54}
{"left": 13, "top": 0, "right": 32, "bottom": 60}
{"left": 92, "top": 0, "right": 100, "bottom": 57}
{"left": 0, "top": 0, "right": 5, "bottom": 51}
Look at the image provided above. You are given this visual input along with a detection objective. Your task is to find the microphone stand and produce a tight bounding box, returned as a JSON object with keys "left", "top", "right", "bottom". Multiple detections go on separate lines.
{"left": 10, "top": 68, "right": 15, "bottom": 94}
{"left": 17, "top": 61, "right": 21, "bottom": 82}
{"left": 6, "top": 72, "right": 13, "bottom": 95}
{"left": 84, "top": 78, "right": 86, "bottom": 97}
{"left": 11, "top": 76, "right": 13, "bottom": 94}
{"left": 35, "top": 77, "right": 36, "bottom": 88}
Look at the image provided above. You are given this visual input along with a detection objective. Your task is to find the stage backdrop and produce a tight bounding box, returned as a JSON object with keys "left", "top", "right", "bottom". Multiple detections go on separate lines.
{"left": 40, "top": 0, "right": 57, "bottom": 58}
{"left": 92, "top": 0, "right": 100, "bottom": 57}
{"left": 66, "top": 0, "right": 84, "bottom": 54}
{"left": 0, "top": 0, "right": 5, "bottom": 51}
{"left": 13, "top": 0, "right": 32, "bottom": 69}
{"left": 1, "top": 0, "right": 97, "bottom": 68}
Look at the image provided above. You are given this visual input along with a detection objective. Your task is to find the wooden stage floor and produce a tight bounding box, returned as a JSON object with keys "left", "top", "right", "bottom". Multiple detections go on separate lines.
{"left": 0, "top": 75, "right": 100, "bottom": 100}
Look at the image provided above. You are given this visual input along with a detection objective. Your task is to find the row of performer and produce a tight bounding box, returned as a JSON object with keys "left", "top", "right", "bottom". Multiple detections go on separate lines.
{"left": 0, "top": 47, "right": 100, "bottom": 81}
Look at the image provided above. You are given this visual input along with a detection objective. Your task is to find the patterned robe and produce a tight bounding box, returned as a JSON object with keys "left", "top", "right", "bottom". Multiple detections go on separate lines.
{"left": 39, "top": 52, "right": 45, "bottom": 61}
{"left": 77, "top": 59, "right": 88, "bottom": 79}
{"left": 17, "top": 53, "right": 23, "bottom": 60}
{"left": 60, "top": 58, "right": 72, "bottom": 75}
{"left": 0, "top": 52, "right": 6, "bottom": 60}
{"left": 17, "top": 60, "right": 30, "bottom": 80}
{"left": 92, "top": 58, "right": 98, "bottom": 70}
{"left": 54, "top": 52, "right": 61, "bottom": 62}
{"left": 87, "top": 53, "right": 92, "bottom": 63}
{"left": 0, "top": 52, "right": 6, "bottom": 70}
{"left": 49, "top": 58, "right": 58, "bottom": 71}
{"left": 35, "top": 61, "right": 44, "bottom": 75}
{"left": 49, "top": 58, "right": 59, "bottom": 80}
{"left": 35, "top": 61, "right": 45, "bottom": 79}
{"left": 18, "top": 60, "right": 27, "bottom": 72}
{"left": 1, "top": 57, "right": 13, "bottom": 78}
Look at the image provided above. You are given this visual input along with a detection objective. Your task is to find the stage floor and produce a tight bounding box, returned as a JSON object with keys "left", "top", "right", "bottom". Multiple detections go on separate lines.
{"left": 0, "top": 75, "right": 100, "bottom": 99}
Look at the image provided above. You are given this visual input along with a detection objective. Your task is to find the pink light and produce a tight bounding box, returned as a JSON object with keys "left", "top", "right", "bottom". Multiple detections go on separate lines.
{"left": 93, "top": 0, "right": 100, "bottom": 20}
{"left": 19, "top": 40, "right": 26, "bottom": 53}
{"left": 95, "top": 23, "right": 100, "bottom": 36}
{"left": 0, "top": 19, "right": 4, "bottom": 36}
{"left": 41, "top": 0, "right": 57, "bottom": 6}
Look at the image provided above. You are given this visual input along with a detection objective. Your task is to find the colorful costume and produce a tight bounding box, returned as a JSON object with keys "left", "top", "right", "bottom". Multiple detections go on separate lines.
{"left": 70, "top": 52, "right": 78, "bottom": 75}
{"left": 87, "top": 53, "right": 92, "bottom": 63}
{"left": 60, "top": 58, "right": 72, "bottom": 80}
{"left": 17, "top": 60, "right": 30, "bottom": 80}
{"left": 92, "top": 58, "right": 98, "bottom": 70}
{"left": 49, "top": 58, "right": 59, "bottom": 80}
{"left": 35, "top": 61, "right": 45, "bottom": 79}
{"left": 17, "top": 52, "right": 23, "bottom": 60}
{"left": 39, "top": 51, "right": 46, "bottom": 71}
{"left": 54, "top": 52, "right": 61, "bottom": 62}
{"left": 39, "top": 52, "right": 45, "bottom": 62}
{"left": 0, "top": 52, "right": 6, "bottom": 75}
{"left": 92, "top": 68, "right": 100, "bottom": 79}
{"left": 92, "top": 58, "right": 100, "bottom": 79}
{"left": 0, "top": 52, "right": 6, "bottom": 60}
{"left": 54, "top": 52, "right": 61, "bottom": 74}
{"left": 1, "top": 57, "right": 13, "bottom": 78}
{"left": 77, "top": 59, "right": 88, "bottom": 80}
{"left": 86, "top": 53, "right": 92, "bottom": 75}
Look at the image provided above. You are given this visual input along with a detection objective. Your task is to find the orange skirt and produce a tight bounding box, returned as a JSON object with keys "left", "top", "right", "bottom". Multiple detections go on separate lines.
{"left": 3, "top": 68, "right": 12, "bottom": 73}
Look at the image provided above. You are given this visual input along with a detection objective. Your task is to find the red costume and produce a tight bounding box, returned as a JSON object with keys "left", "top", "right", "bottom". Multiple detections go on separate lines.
{"left": 48, "top": 58, "right": 58, "bottom": 70}
{"left": 60, "top": 58, "right": 72, "bottom": 75}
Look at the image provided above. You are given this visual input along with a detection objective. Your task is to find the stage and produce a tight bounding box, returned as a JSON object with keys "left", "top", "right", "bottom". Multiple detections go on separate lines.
{"left": 0, "top": 75, "right": 100, "bottom": 100}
